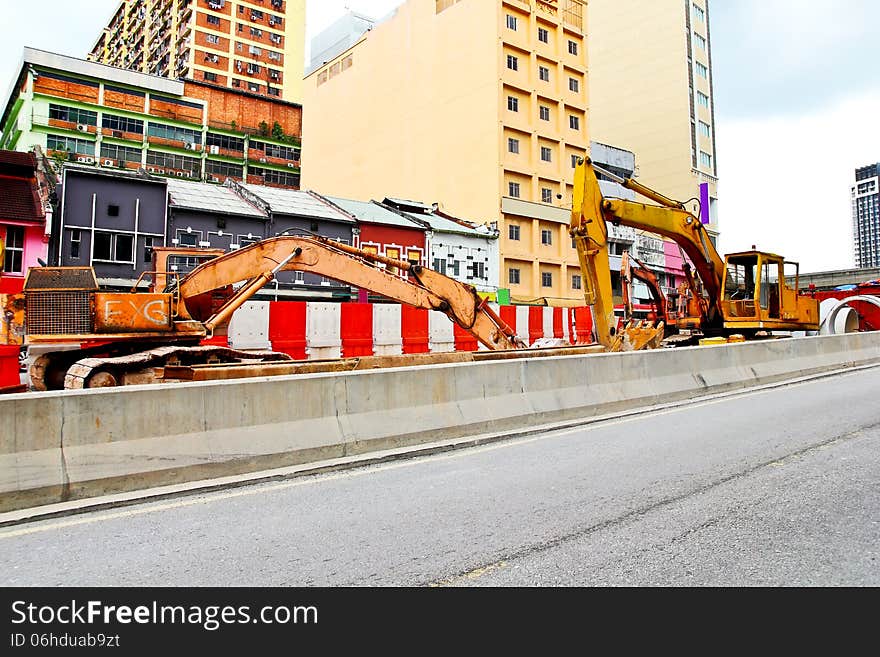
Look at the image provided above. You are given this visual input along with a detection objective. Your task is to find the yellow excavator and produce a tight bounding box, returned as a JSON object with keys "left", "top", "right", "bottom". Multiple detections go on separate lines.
{"left": 570, "top": 158, "right": 819, "bottom": 350}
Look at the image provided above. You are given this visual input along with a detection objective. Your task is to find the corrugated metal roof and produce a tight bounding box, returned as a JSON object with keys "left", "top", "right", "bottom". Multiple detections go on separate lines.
{"left": 243, "top": 185, "right": 355, "bottom": 223}
{"left": 323, "top": 196, "right": 426, "bottom": 230}
{"left": 167, "top": 179, "right": 267, "bottom": 218}
{"left": 382, "top": 197, "right": 493, "bottom": 237}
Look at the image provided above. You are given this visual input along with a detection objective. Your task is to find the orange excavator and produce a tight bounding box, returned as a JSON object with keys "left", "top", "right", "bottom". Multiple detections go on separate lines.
{"left": 1, "top": 235, "right": 524, "bottom": 390}
{"left": 620, "top": 249, "right": 672, "bottom": 332}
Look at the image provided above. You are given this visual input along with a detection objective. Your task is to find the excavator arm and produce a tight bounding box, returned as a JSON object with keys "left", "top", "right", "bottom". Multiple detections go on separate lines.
{"left": 571, "top": 158, "right": 724, "bottom": 348}
{"left": 621, "top": 250, "right": 669, "bottom": 326}
{"left": 176, "top": 235, "right": 524, "bottom": 351}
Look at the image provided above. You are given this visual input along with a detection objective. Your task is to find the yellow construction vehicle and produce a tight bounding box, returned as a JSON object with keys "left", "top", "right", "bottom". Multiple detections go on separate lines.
{"left": 571, "top": 158, "right": 819, "bottom": 350}
{"left": 2, "top": 236, "right": 525, "bottom": 390}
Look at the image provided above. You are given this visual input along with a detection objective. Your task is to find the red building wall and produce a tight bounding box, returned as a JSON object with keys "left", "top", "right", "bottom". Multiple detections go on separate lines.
{"left": 356, "top": 223, "right": 427, "bottom": 266}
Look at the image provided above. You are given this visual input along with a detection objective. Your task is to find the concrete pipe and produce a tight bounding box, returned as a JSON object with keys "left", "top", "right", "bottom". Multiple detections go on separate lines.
{"left": 820, "top": 295, "right": 880, "bottom": 335}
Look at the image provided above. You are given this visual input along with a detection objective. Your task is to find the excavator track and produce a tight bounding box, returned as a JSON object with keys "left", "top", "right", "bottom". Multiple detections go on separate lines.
{"left": 61, "top": 346, "right": 292, "bottom": 390}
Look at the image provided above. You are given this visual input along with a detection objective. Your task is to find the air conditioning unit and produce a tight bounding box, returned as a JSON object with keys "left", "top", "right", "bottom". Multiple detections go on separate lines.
{"left": 112, "top": 130, "right": 123, "bottom": 138}
{"left": 209, "top": 145, "right": 220, "bottom": 155}
{"left": 259, "top": 157, "right": 267, "bottom": 163}
{"left": 76, "top": 156, "right": 88, "bottom": 163}
{"left": 287, "top": 163, "right": 296, "bottom": 169}
{"left": 184, "top": 142, "right": 195, "bottom": 151}
{"left": 175, "top": 171, "right": 185, "bottom": 177}
{"left": 210, "top": 176, "right": 220, "bottom": 183}
{"left": 103, "top": 159, "right": 114, "bottom": 166}
{"left": 76, "top": 123, "right": 89, "bottom": 133}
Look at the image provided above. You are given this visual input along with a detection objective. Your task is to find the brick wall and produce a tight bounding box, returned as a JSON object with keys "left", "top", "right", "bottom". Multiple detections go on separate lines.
{"left": 184, "top": 81, "right": 301, "bottom": 136}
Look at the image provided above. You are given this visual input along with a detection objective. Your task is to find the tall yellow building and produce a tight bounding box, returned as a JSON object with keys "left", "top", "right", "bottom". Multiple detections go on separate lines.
{"left": 589, "top": 0, "right": 719, "bottom": 232}
{"left": 88, "top": 0, "right": 306, "bottom": 103}
{"left": 303, "top": 0, "right": 590, "bottom": 304}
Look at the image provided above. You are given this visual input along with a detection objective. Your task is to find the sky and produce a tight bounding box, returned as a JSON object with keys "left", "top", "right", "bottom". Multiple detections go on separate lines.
{"left": 3, "top": 0, "right": 879, "bottom": 273}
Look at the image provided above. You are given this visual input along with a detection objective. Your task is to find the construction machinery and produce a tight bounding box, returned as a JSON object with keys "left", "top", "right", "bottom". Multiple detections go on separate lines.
{"left": 1, "top": 236, "right": 525, "bottom": 390}
{"left": 571, "top": 158, "right": 820, "bottom": 350}
{"left": 620, "top": 249, "right": 672, "bottom": 332}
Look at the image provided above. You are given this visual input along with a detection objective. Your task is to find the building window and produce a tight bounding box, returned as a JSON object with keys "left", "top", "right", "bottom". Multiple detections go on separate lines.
{"left": 107, "top": 204, "right": 120, "bottom": 217}
{"left": 508, "top": 138, "right": 520, "bottom": 154}
{"left": 206, "top": 132, "right": 245, "bottom": 152}
{"left": 144, "top": 236, "right": 154, "bottom": 263}
{"left": 206, "top": 160, "right": 244, "bottom": 181}
{"left": 506, "top": 15, "right": 517, "bottom": 30}
{"left": 47, "top": 135, "right": 93, "bottom": 156}
{"left": 93, "top": 232, "right": 134, "bottom": 263}
{"left": 569, "top": 115, "right": 580, "bottom": 130}
{"left": 206, "top": 33, "right": 220, "bottom": 44}
{"left": 539, "top": 66, "right": 549, "bottom": 82}
{"left": 699, "top": 120, "right": 711, "bottom": 137}
{"left": 571, "top": 154, "right": 580, "bottom": 168}
{"left": 540, "top": 146, "right": 552, "bottom": 162}
{"left": 207, "top": 14, "right": 221, "bottom": 26}
{"left": 509, "top": 224, "right": 520, "bottom": 241}
{"left": 569, "top": 77, "right": 580, "bottom": 92}
{"left": 204, "top": 71, "right": 218, "bottom": 82}
{"left": 508, "top": 182, "right": 521, "bottom": 198}
{"left": 693, "top": 3, "right": 705, "bottom": 21}
{"left": 147, "top": 123, "right": 202, "bottom": 145}
{"left": 468, "top": 261, "right": 486, "bottom": 280}
{"left": 572, "top": 274, "right": 582, "bottom": 290}
{"left": 432, "top": 258, "right": 447, "bottom": 275}
{"left": 49, "top": 104, "right": 98, "bottom": 126}
{"left": 507, "top": 54, "right": 519, "bottom": 71}
{"left": 542, "top": 272, "right": 553, "bottom": 287}
{"left": 507, "top": 96, "right": 519, "bottom": 112}
{"left": 102, "top": 114, "right": 144, "bottom": 135}
{"left": 541, "top": 229, "right": 552, "bottom": 245}
{"left": 697, "top": 91, "right": 710, "bottom": 107}
{"left": 539, "top": 106, "right": 550, "bottom": 121}
{"left": 541, "top": 188, "right": 553, "bottom": 203}
{"left": 100, "top": 143, "right": 142, "bottom": 164}
{"left": 538, "top": 27, "right": 548, "bottom": 43}
{"left": 69, "top": 228, "right": 81, "bottom": 259}
{"left": 568, "top": 40, "right": 578, "bottom": 55}
{"left": 2, "top": 226, "right": 24, "bottom": 273}
{"left": 694, "top": 33, "right": 706, "bottom": 50}
{"left": 695, "top": 61, "right": 708, "bottom": 79}
{"left": 509, "top": 268, "right": 521, "bottom": 285}
{"left": 700, "top": 151, "right": 712, "bottom": 167}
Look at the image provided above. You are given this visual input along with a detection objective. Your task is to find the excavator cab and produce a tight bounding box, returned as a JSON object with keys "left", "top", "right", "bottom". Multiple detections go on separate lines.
{"left": 721, "top": 251, "right": 818, "bottom": 330}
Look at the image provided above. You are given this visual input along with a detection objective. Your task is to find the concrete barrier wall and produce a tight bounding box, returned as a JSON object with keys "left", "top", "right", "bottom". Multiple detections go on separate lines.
{"left": 1, "top": 332, "right": 878, "bottom": 512}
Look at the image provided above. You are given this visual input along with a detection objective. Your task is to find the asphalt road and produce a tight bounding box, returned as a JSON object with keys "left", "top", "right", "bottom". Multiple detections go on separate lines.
{"left": 2, "top": 366, "right": 879, "bottom": 586}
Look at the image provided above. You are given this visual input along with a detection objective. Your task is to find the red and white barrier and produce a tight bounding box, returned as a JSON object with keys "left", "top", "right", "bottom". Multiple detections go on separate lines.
{"left": 225, "top": 302, "right": 595, "bottom": 359}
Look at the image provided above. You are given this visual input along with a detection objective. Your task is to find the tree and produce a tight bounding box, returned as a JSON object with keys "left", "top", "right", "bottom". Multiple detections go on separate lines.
{"left": 258, "top": 120, "right": 269, "bottom": 137}
{"left": 271, "top": 121, "right": 284, "bottom": 141}
{"left": 49, "top": 148, "right": 69, "bottom": 173}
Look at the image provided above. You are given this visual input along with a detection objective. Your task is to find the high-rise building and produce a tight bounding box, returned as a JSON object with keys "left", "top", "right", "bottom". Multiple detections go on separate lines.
{"left": 588, "top": 1, "right": 719, "bottom": 236}
{"left": 852, "top": 163, "right": 879, "bottom": 268}
{"left": 303, "top": 0, "right": 589, "bottom": 304}
{"left": 87, "top": 0, "right": 305, "bottom": 103}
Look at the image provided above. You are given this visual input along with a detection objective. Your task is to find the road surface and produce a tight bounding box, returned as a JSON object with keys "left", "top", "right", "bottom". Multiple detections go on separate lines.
{"left": 2, "top": 366, "right": 878, "bottom": 586}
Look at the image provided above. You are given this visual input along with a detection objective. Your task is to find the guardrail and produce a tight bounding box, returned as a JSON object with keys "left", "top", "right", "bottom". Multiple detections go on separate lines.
{"left": 1, "top": 332, "right": 878, "bottom": 513}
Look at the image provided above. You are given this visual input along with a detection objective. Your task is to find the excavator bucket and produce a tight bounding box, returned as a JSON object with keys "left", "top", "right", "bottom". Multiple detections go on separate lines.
{"left": 617, "top": 321, "right": 666, "bottom": 351}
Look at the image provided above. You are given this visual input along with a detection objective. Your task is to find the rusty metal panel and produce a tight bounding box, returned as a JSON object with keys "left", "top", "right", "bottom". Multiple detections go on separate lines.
{"left": 24, "top": 267, "right": 98, "bottom": 291}
{"left": 25, "top": 290, "right": 93, "bottom": 335}
{"left": 94, "top": 293, "right": 173, "bottom": 332}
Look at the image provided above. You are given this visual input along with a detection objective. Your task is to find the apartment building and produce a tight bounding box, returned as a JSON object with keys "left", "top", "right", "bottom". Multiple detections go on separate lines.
{"left": 852, "top": 163, "right": 879, "bottom": 268}
{"left": 303, "top": 0, "right": 589, "bottom": 305}
{"left": 1, "top": 48, "right": 302, "bottom": 190}
{"left": 589, "top": 0, "right": 720, "bottom": 262}
{"left": 88, "top": 0, "right": 305, "bottom": 103}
